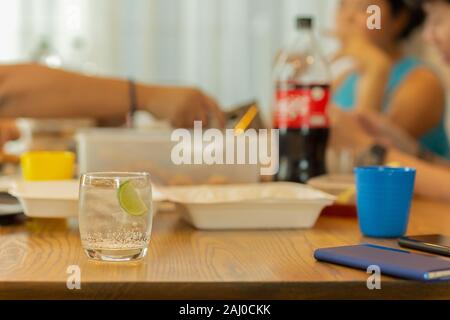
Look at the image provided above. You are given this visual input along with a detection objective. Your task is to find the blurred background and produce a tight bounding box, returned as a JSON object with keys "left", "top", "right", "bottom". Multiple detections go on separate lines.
{"left": 0, "top": 0, "right": 337, "bottom": 120}
{"left": 0, "top": 0, "right": 448, "bottom": 122}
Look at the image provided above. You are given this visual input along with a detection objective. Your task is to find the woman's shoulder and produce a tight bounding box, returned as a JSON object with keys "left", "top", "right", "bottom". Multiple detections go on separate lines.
{"left": 391, "top": 56, "right": 422, "bottom": 77}
{"left": 396, "top": 56, "right": 422, "bottom": 66}
{"left": 390, "top": 56, "right": 445, "bottom": 118}
{"left": 388, "top": 56, "right": 446, "bottom": 139}
{"left": 397, "top": 56, "right": 443, "bottom": 88}
{"left": 390, "top": 56, "right": 443, "bottom": 91}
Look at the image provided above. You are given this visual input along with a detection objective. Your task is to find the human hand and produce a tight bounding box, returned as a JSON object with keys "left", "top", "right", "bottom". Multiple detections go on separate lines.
{"left": 330, "top": 105, "right": 420, "bottom": 156}
{"left": 144, "top": 86, "right": 225, "bottom": 128}
{"left": 0, "top": 119, "right": 20, "bottom": 148}
{"left": 329, "top": 105, "right": 375, "bottom": 153}
{"left": 356, "top": 111, "right": 420, "bottom": 156}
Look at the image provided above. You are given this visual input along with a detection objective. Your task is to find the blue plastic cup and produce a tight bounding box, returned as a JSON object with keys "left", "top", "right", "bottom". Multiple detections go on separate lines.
{"left": 354, "top": 166, "right": 416, "bottom": 238}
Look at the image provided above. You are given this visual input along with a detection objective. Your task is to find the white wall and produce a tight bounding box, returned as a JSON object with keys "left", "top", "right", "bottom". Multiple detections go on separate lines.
{"left": 0, "top": 0, "right": 23, "bottom": 61}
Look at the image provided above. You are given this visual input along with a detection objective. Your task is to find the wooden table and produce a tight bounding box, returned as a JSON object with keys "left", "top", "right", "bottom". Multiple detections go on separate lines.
{"left": 1, "top": 198, "right": 450, "bottom": 300}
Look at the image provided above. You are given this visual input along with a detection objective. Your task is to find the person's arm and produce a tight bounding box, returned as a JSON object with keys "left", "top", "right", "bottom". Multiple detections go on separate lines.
{"left": 330, "top": 107, "right": 450, "bottom": 202}
{"left": 385, "top": 149, "right": 450, "bottom": 202}
{"left": 386, "top": 67, "right": 446, "bottom": 138}
{"left": 0, "top": 64, "right": 224, "bottom": 128}
{"left": 420, "top": 152, "right": 450, "bottom": 168}
{"left": 354, "top": 63, "right": 391, "bottom": 113}
{"left": 356, "top": 110, "right": 450, "bottom": 169}
{"left": 0, "top": 64, "right": 130, "bottom": 118}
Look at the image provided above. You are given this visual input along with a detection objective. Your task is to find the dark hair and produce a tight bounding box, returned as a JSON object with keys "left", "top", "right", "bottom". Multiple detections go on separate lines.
{"left": 387, "top": 0, "right": 425, "bottom": 39}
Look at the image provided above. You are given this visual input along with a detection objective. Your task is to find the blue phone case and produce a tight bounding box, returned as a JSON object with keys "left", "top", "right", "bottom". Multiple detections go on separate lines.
{"left": 314, "top": 244, "right": 450, "bottom": 281}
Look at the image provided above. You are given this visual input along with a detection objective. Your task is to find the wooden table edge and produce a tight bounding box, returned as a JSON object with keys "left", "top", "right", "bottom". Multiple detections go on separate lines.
{"left": 1, "top": 280, "right": 449, "bottom": 300}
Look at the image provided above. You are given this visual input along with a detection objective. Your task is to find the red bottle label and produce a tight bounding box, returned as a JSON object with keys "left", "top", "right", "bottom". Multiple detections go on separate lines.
{"left": 273, "top": 84, "right": 330, "bottom": 129}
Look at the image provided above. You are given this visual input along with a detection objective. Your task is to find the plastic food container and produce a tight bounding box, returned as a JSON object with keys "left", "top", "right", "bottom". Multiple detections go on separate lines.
{"left": 9, "top": 180, "right": 79, "bottom": 218}
{"left": 307, "top": 174, "right": 355, "bottom": 196}
{"left": 20, "top": 151, "right": 75, "bottom": 181}
{"left": 76, "top": 128, "right": 261, "bottom": 186}
{"left": 159, "top": 182, "right": 336, "bottom": 230}
{"left": 8, "top": 179, "right": 167, "bottom": 219}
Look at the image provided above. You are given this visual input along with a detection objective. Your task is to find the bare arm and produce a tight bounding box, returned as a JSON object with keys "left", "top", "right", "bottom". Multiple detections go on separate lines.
{"left": 387, "top": 67, "right": 446, "bottom": 138}
{"left": 356, "top": 110, "right": 450, "bottom": 168}
{"left": 0, "top": 64, "right": 129, "bottom": 118}
{"left": 386, "top": 149, "right": 450, "bottom": 202}
{"left": 330, "top": 106, "right": 450, "bottom": 202}
{"left": 0, "top": 64, "right": 224, "bottom": 128}
{"left": 354, "top": 65, "right": 391, "bottom": 113}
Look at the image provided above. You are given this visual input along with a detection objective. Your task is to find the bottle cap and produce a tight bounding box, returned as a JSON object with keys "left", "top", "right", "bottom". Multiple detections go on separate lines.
{"left": 296, "top": 16, "right": 313, "bottom": 29}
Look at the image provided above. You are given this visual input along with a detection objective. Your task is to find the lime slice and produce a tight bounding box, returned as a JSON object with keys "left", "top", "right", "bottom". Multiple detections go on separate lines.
{"left": 118, "top": 181, "right": 148, "bottom": 216}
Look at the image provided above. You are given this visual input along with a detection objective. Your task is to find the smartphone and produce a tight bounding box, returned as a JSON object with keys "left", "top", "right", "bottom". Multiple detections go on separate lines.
{"left": 398, "top": 234, "right": 450, "bottom": 257}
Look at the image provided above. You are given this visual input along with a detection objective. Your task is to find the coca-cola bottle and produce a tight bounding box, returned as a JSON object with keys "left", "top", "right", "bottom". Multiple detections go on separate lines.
{"left": 273, "top": 16, "right": 331, "bottom": 184}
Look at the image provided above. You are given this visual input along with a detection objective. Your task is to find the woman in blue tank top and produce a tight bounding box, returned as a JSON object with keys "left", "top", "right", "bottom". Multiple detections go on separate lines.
{"left": 332, "top": 0, "right": 449, "bottom": 158}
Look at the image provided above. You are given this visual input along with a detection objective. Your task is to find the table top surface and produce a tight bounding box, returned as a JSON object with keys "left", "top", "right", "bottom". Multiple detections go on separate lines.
{"left": 1, "top": 198, "right": 450, "bottom": 299}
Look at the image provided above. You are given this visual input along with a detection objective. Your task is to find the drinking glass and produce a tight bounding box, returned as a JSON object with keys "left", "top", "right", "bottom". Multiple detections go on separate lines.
{"left": 79, "top": 172, "right": 153, "bottom": 262}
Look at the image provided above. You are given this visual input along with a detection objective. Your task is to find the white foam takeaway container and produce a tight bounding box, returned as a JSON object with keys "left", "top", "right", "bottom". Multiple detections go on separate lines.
{"left": 76, "top": 128, "right": 261, "bottom": 186}
{"left": 9, "top": 180, "right": 80, "bottom": 218}
{"left": 9, "top": 179, "right": 167, "bottom": 218}
{"left": 159, "top": 182, "right": 336, "bottom": 230}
